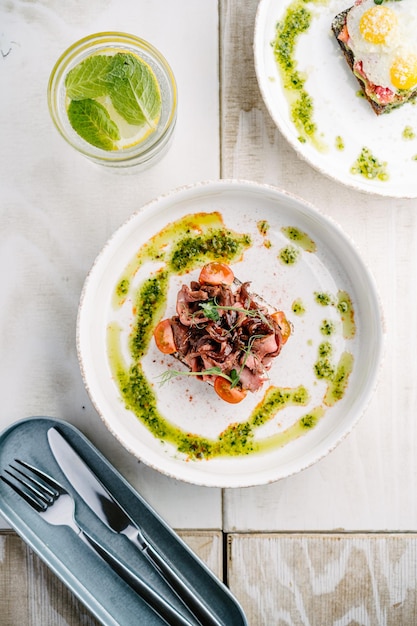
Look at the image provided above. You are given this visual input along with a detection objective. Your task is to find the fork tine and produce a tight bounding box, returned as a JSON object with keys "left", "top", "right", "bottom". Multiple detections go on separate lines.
{"left": 13, "top": 460, "right": 60, "bottom": 498}
{"left": 5, "top": 465, "right": 55, "bottom": 506}
{"left": 14, "top": 459, "right": 62, "bottom": 493}
{"left": 0, "top": 471, "right": 46, "bottom": 512}
{"left": 0, "top": 459, "right": 62, "bottom": 512}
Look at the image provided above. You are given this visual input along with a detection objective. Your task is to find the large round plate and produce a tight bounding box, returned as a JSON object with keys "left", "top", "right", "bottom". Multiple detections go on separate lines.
{"left": 77, "top": 180, "right": 384, "bottom": 487}
{"left": 254, "top": 0, "right": 417, "bottom": 198}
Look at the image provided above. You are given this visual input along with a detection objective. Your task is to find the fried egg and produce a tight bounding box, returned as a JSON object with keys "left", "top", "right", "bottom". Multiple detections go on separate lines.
{"left": 346, "top": 0, "right": 417, "bottom": 92}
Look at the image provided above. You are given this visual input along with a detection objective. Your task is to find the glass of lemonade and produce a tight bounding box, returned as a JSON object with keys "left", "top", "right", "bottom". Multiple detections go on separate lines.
{"left": 48, "top": 32, "right": 177, "bottom": 168}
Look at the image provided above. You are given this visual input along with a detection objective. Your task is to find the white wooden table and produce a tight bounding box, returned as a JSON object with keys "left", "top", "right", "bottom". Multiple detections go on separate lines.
{"left": 2, "top": 1, "right": 417, "bottom": 624}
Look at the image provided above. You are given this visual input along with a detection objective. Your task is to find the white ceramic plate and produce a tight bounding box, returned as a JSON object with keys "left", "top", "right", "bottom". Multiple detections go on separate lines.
{"left": 254, "top": 0, "right": 417, "bottom": 197}
{"left": 77, "top": 180, "right": 384, "bottom": 487}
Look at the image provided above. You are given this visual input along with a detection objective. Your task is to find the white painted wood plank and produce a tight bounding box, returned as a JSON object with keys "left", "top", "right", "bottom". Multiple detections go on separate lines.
{"left": 221, "top": 0, "right": 417, "bottom": 531}
{"left": 227, "top": 533, "right": 417, "bottom": 626}
{"left": 0, "top": 0, "right": 221, "bottom": 530}
{"left": 177, "top": 530, "right": 224, "bottom": 579}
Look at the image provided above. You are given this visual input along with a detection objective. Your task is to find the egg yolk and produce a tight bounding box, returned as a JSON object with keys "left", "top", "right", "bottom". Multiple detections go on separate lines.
{"left": 359, "top": 6, "right": 398, "bottom": 45}
{"left": 390, "top": 54, "right": 417, "bottom": 90}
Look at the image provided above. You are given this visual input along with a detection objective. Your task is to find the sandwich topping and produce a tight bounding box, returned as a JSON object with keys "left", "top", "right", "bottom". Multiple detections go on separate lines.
{"left": 337, "top": 0, "right": 417, "bottom": 107}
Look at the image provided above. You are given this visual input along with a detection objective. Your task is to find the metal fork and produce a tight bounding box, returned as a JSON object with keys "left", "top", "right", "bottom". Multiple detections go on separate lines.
{"left": 1, "top": 460, "right": 195, "bottom": 626}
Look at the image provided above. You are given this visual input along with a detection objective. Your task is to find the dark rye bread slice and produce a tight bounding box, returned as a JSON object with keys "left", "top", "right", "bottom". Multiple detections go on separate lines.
{"left": 331, "top": 7, "right": 417, "bottom": 115}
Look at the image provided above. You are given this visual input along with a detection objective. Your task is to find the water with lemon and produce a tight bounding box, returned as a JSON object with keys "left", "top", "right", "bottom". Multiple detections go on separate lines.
{"left": 65, "top": 51, "right": 162, "bottom": 151}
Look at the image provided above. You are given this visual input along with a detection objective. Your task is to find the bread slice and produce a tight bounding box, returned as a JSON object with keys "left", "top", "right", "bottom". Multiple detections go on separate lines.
{"left": 331, "top": 7, "right": 417, "bottom": 115}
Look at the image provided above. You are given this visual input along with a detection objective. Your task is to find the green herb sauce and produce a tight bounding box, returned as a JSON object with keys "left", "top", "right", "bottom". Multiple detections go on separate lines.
{"left": 108, "top": 212, "right": 325, "bottom": 460}
{"left": 335, "top": 136, "right": 345, "bottom": 151}
{"left": 257, "top": 220, "right": 272, "bottom": 248}
{"left": 403, "top": 126, "right": 415, "bottom": 140}
{"left": 107, "top": 212, "right": 356, "bottom": 460}
{"left": 112, "top": 212, "right": 250, "bottom": 309}
{"left": 117, "top": 278, "right": 129, "bottom": 297}
{"left": 314, "top": 292, "right": 334, "bottom": 306}
{"left": 169, "top": 230, "right": 249, "bottom": 273}
{"left": 314, "top": 291, "right": 355, "bottom": 340}
{"left": 112, "top": 277, "right": 130, "bottom": 308}
{"left": 314, "top": 355, "right": 335, "bottom": 380}
{"left": 281, "top": 226, "right": 316, "bottom": 252}
{"left": 272, "top": 0, "right": 327, "bottom": 151}
{"left": 257, "top": 220, "right": 270, "bottom": 236}
{"left": 109, "top": 320, "right": 314, "bottom": 460}
{"left": 323, "top": 352, "right": 354, "bottom": 407}
{"left": 351, "top": 147, "right": 389, "bottom": 181}
{"left": 320, "top": 319, "right": 335, "bottom": 336}
{"left": 130, "top": 271, "right": 169, "bottom": 360}
{"left": 300, "top": 406, "right": 324, "bottom": 429}
{"left": 314, "top": 341, "right": 354, "bottom": 407}
{"left": 279, "top": 245, "right": 300, "bottom": 265}
{"left": 318, "top": 341, "right": 332, "bottom": 358}
{"left": 337, "top": 290, "right": 356, "bottom": 339}
{"left": 292, "top": 298, "right": 306, "bottom": 316}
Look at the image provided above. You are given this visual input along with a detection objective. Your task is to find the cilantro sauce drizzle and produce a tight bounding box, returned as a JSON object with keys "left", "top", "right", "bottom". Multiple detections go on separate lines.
{"left": 107, "top": 213, "right": 356, "bottom": 461}
{"left": 271, "top": 0, "right": 391, "bottom": 182}
{"left": 272, "top": 0, "right": 328, "bottom": 151}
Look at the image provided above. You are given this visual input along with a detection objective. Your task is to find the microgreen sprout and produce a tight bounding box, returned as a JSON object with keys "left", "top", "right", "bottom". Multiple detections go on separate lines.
{"left": 157, "top": 366, "right": 236, "bottom": 386}
{"left": 198, "top": 299, "right": 272, "bottom": 328}
{"left": 157, "top": 297, "right": 275, "bottom": 391}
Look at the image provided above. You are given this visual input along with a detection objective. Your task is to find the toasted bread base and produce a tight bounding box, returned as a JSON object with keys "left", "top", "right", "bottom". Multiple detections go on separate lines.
{"left": 331, "top": 8, "right": 417, "bottom": 115}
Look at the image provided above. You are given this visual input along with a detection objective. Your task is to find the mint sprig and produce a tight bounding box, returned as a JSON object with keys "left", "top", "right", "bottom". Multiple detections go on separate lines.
{"left": 64, "top": 52, "right": 161, "bottom": 151}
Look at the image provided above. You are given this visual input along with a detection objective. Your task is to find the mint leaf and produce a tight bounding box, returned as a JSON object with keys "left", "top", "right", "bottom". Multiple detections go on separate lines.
{"left": 67, "top": 99, "right": 120, "bottom": 150}
{"left": 107, "top": 53, "right": 162, "bottom": 127}
{"left": 65, "top": 55, "right": 112, "bottom": 100}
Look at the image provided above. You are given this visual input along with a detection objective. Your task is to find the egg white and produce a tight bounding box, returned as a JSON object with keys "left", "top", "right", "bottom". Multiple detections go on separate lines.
{"left": 346, "top": 0, "right": 417, "bottom": 92}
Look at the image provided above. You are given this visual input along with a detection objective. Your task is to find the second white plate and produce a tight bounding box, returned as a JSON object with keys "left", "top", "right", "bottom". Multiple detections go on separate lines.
{"left": 254, "top": 0, "right": 417, "bottom": 197}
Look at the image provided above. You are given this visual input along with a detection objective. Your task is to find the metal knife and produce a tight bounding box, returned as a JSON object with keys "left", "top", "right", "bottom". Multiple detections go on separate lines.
{"left": 47, "top": 427, "right": 222, "bottom": 626}
{"left": 79, "top": 529, "right": 195, "bottom": 626}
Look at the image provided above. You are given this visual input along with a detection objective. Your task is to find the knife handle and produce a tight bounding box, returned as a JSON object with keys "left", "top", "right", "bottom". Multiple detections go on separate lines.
{"left": 123, "top": 526, "right": 223, "bottom": 626}
{"left": 78, "top": 528, "right": 195, "bottom": 626}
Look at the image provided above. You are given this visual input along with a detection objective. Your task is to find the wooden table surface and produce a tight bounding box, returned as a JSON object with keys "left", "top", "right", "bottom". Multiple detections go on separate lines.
{"left": 2, "top": 1, "right": 417, "bottom": 624}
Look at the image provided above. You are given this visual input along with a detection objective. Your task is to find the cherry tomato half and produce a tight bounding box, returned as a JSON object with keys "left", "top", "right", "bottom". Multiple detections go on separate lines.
{"left": 271, "top": 311, "right": 291, "bottom": 345}
{"left": 198, "top": 262, "right": 234, "bottom": 286}
{"left": 214, "top": 376, "right": 247, "bottom": 403}
{"left": 153, "top": 319, "right": 176, "bottom": 354}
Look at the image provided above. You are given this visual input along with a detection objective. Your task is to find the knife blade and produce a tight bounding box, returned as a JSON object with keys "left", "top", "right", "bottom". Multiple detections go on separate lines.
{"left": 47, "top": 427, "right": 222, "bottom": 626}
